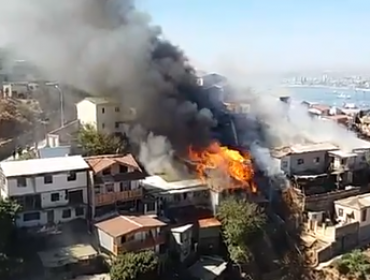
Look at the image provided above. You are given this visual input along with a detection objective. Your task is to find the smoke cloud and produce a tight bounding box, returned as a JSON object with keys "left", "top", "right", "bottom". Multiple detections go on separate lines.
{"left": 0, "top": 0, "right": 363, "bottom": 178}
{"left": 0, "top": 0, "right": 222, "bottom": 173}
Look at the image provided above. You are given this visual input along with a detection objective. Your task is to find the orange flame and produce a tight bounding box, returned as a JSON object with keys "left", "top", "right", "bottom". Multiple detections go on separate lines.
{"left": 188, "top": 141, "right": 257, "bottom": 192}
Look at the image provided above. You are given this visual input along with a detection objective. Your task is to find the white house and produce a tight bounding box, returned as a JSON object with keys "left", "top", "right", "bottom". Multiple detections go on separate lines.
{"left": 76, "top": 97, "right": 136, "bottom": 135}
{"left": 334, "top": 193, "right": 370, "bottom": 241}
{"left": 0, "top": 156, "right": 89, "bottom": 227}
{"left": 273, "top": 142, "right": 338, "bottom": 176}
{"left": 170, "top": 224, "right": 194, "bottom": 262}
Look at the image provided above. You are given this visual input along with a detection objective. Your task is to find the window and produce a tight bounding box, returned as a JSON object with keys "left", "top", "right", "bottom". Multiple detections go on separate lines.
{"left": 44, "top": 175, "right": 53, "bottom": 184}
{"left": 51, "top": 193, "right": 60, "bottom": 202}
{"left": 102, "top": 123, "right": 105, "bottom": 129}
{"left": 94, "top": 186, "right": 101, "bottom": 194}
{"left": 119, "top": 165, "right": 128, "bottom": 173}
{"left": 102, "top": 107, "right": 105, "bottom": 114}
{"left": 75, "top": 207, "right": 84, "bottom": 216}
{"left": 314, "top": 157, "right": 320, "bottom": 163}
{"left": 338, "top": 208, "right": 343, "bottom": 217}
{"left": 102, "top": 168, "right": 110, "bottom": 176}
{"left": 23, "top": 212, "right": 40, "bottom": 221}
{"left": 67, "top": 171, "right": 76, "bottom": 181}
{"left": 106, "top": 184, "right": 114, "bottom": 193}
{"left": 281, "top": 161, "right": 288, "bottom": 169}
{"left": 183, "top": 193, "right": 188, "bottom": 200}
{"left": 115, "top": 122, "right": 120, "bottom": 129}
{"left": 17, "top": 177, "right": 27, "bottom": 187}
{"left": 120, "top": 182, "right": 130, "bottom": 191}
{"left": 115, "top": 107, "right": 120, "bottom": 112}
{"left": 361, "top": 209, "right": 367, "bottom": 222}
{"left": 146, "top": 202, "right": 156, "bottom": 212}
{"left": 62, "top": 209, "right": 72, "bottom": 219}
{"left": 297, "top": 158, "right": 304, "bottom": 165}
{"left": 174, "top": 194, "right": 181, "bottom": 202}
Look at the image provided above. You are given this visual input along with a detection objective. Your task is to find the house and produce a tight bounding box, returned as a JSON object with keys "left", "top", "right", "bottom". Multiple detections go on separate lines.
{"left": 335, "top": 193, "right": 370, "bottom": 242}
{"left": 273, "top": 142, "right": 338, "bottom": 176}
{"left": 95, "top": 214, "right": 166, "bottom": 256}
{"left": 85, "top": 154, "right": 147, "bottom": 220}
{"left": 76, "top": 97, "right": 136, "bottom": 135}
{"left": 141, "top": 175, "right": 211, "bottom": 215}
{"left": 197, "top": 218, "right": 222, "bottom": 254}
{"left": 170, "top": 224, "right": 194, "bottom": 263}
{"left": 187, "top": 256, "right": 227, "bottom": 280}
{"left": 0, "top": 156, "right": 89, "bottom": 227}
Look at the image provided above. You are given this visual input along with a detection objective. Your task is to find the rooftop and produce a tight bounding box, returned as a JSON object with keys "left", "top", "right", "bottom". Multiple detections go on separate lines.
{"left": 85, "top": 154, "right": 141, "bottom": 173}
{"left": 142, "top": 175, "right": 206, "bottom": 192}
{"left": 188, "top": 256, "right": 227, "bottom": 280}
{"left": 335, "top": 193, "right": 370, "bottom": 209}
{"left": 171, "top": 224, "right": 193, "bottom": 233}
{"left": 329, "top": 150, "right": 357, "bottom": 158}
{"left": 290, "top": 142, "right": 338, "bottom": 154}
{"left": 198, "top": 218, "right": 222, "bottom": 228}
{"left": 95, "top": 215, "right": 166, "bottom": 238}
{"left": 0, "top": 155, "right": 89, "bottom": 177}
{"left": 82, "top": 97, "right": 117, "bottom": 105}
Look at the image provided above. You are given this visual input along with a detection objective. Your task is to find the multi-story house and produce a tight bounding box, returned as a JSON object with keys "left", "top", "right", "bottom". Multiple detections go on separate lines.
{"left": 0, "top": 156, "right": 89, "bottom": 227}
{"left": 85, "top": 154, "right": 147, "bottom": 220}
{"left": 95, "top": 214, "right": 166, "bottom": 256}
{"left": 76, "top": 97, "right": 136, "bottom": 135}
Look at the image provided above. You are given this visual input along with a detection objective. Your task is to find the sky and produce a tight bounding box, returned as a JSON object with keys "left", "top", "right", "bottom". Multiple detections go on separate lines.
{"left": 138, "top": 0, "right": 370, "bottom": 74}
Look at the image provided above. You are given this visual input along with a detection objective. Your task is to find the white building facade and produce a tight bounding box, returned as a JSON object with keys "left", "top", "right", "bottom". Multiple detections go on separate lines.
{"left": 76, "top": 97, "right": 136, "bottom": 135}
{"left": 0, "top": 156, "right": 89, "bottom": 227}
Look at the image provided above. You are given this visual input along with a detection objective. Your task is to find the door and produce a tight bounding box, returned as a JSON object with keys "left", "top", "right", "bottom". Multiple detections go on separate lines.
{"left": 47, "top": 210, "right": 54, "bottom": 224}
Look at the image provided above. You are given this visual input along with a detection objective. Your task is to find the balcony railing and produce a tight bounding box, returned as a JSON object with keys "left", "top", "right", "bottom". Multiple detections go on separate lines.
{"left": 113, "top": 234, "right": 165, "bottom": 255}
{"left": 95, "top": 189, "right": 143, "bottom": 206}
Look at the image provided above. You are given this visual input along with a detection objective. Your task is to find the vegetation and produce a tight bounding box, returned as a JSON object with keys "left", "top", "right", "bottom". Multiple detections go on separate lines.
{"left": 336, "top": 249, "right": 370, "bottom": 279}
{"left": 0, "top": 199, "right": 21, "bottom": 279}
{"left": 77, "top": 124, "right": 127, "bottom": 156}
{"left": 110, "top": 250, "right": 158, "bottom": 280}
{"left": 217, "top": 197, "right": 266, "bottom": 264}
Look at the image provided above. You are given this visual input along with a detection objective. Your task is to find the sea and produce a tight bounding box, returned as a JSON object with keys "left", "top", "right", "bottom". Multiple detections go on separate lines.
{"left": 285, "top": 86, "right": 370, "bottom": 109}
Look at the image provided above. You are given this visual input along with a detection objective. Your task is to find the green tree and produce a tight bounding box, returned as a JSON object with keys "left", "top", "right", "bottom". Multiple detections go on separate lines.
{"left": 0, "top": 199, "right": 21, "bottom": 278}
{"left": 217, "top": 198, "right": 266, "bottom": 264}
{"left": 77, "top": 124, "right": 127, "bottom": 156}
{"left": 110, "top": 250, "right": 158, "bottom": 280}
{"left": 336, "top": 249, "right": 370, "bottom": 280}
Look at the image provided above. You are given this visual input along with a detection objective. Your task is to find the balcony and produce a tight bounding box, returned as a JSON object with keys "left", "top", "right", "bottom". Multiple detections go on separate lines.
{"left": 95, "top": 189, "right": 143, "bottom": 206}
{"left": 114, "top": 234, "right": 165, "bottom": 255}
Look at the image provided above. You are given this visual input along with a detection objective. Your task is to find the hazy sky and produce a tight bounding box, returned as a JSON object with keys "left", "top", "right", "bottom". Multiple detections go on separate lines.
{"left": 138, "top": 0, "right": 370, "bottom": 74}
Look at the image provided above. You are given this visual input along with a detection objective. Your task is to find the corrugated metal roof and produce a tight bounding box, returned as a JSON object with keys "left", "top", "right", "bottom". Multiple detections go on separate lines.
{"left": 0, "top": 155, "right": 89, "bottom": 177}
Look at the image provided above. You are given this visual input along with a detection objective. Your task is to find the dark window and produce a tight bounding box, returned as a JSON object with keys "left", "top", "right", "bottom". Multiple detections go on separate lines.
{"left": 183, "top": 193, "right": 188, "bottom": 200}
{"left": 23, "top": 212, "right": 40, "bottom": 221}
{"left": 102, "top": 123, "right": 105, "bottom": 129}
{"left": 119, "top": 165, "right": 128, "bottom": 173}
{"left": 106, "top": 184, "right": 114, "bottom": 193}
{"left": 44, "top": 175, "right": 53, "bottom": 184}
{"left": 75, "top": 207, "right": 84, "bottom": 216}
{"left": 362, "top": 209, "right": 367, "bottom": 222}
{"left": 67, "top": 171, "right": 76, "bottom": 181}
{"left": 338, "top": 208, "right": 343, "bottom": 217}
{"left": 115, "top": 122, "right": 120, "bottom": 129}
{"left": 102, "top": 168, "right": 110, "bottom": 176}
{"left": 314, "top": 157, "right": 320, "bottom": 163}
{"left": 120, "top": 182, "right": 130, "bottom": 191}
{"left": 17, "top": 177, "right": 27, "bottom": 187}
{"left": 94, "top": 186, "right": 101, "bottom": 194}
{"left": 51, "top": 193, "right": 60, "bottom": 202}
{"left": 297, "top": 158, "right": 304, "bottom": 165}
{"left": 102, "top": 107, "right": 105, "bottom": 114}
{"left": 62, "top": 209, "right": 71, "bottom": 219}
{"left": 115, "top": 107, "right": 120, "bottom": 112}
{"left": 146, "top": 202, "right": 156, "bottom": 212}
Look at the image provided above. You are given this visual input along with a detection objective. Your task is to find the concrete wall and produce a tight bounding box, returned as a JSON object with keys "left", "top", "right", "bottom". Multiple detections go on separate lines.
{"left": 304, "top": 187, "right": 361, "bottom": 211}
{"left": 6, "top": 170, "right": 88, "bottom": 196}
{"left": 282, "top": 150, "right": 331, "bottom": 175}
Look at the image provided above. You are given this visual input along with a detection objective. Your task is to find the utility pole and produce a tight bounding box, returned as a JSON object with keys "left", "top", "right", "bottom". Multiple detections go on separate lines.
{"left": 45, "top": 82, "right": 64, "bottom": 127}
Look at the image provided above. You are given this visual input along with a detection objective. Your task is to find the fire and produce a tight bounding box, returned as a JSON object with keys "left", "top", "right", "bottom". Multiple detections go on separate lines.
{"left": 188, "top": 141, "right": 257, "bottom": 192}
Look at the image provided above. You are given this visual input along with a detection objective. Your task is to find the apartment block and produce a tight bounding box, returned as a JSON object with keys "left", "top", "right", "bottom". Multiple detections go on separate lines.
{"left": 0, "top": 156, "right": 89, "bottom": 227}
